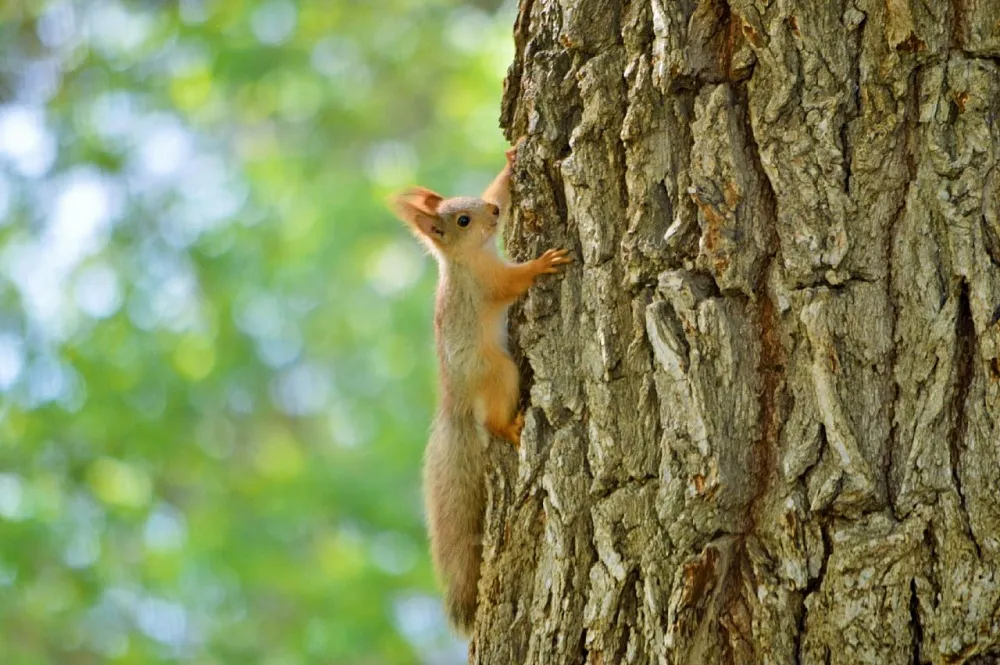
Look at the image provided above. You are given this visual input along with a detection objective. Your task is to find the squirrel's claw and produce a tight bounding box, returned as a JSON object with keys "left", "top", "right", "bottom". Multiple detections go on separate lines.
{"left": 538, "top": 248, "right": 573, "bottom": 274}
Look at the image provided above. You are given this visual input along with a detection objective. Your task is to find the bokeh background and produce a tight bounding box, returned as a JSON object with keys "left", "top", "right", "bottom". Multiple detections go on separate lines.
{"left": 0, "top": 0, "right": 514, "bottom": 662}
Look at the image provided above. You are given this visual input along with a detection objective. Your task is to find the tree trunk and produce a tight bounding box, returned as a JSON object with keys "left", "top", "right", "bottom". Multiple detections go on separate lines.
{"left": 472, "top": 0, "right": 1000, "bottom": 662}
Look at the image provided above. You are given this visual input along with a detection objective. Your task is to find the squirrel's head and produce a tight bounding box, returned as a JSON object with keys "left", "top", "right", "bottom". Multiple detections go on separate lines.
{"left": 389, "top": 187, "right": 500, "bottom": 255}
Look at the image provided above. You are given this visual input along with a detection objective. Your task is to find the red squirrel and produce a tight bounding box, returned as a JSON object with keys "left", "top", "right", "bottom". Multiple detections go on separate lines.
{"left": 389, "top": 142, "right": 571, "bottom": 632}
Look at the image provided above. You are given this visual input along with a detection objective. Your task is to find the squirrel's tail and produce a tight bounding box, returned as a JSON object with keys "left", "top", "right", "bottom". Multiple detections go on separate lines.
{"left": 423, "top": 412, "right": 487, "bottom": 634}
{"left": 442, "top": 537, "right": 480, "bottom": 634}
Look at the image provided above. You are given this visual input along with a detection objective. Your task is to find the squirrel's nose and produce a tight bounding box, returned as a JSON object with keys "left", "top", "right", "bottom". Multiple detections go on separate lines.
{"left": 491, "top": 205, "right": 500, "bottom": 216}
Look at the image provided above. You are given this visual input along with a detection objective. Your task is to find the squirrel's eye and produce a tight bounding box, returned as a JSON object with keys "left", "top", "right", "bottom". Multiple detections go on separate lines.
{"left": 457, "top": 215, "right": 471, "bottom": 227}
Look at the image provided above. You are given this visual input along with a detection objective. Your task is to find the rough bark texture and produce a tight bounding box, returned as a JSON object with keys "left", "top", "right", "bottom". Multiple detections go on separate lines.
{"left": 473, "top": 0, "right": 1000, "bottom": 663}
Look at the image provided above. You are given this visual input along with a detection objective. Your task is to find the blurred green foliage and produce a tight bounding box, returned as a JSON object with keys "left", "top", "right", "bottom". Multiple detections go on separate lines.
{"left": 0, "top": 0, "right": 513, "bottom": 662}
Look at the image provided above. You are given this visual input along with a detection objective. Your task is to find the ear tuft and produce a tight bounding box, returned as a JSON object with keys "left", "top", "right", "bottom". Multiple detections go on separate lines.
{"left": 389, "top": 187, "right": 446, "bottom": 246}
{"left": 400, "top": 186, "right": 443, "bottom": 215}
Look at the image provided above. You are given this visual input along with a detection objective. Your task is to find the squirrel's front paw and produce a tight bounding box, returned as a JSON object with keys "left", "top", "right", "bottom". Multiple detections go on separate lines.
{"left": 537, "top": 248, "right": 573, "bottom": 275}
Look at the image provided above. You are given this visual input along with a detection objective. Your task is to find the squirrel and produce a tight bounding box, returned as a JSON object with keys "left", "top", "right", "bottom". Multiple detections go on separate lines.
{"left": 389, "top": 141, "right": 571, "bottom": 633}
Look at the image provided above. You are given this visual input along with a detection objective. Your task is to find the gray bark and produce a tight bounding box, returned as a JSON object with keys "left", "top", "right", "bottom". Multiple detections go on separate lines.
{"left": 473, "top": 0, "right": 1000, "bottom": 663}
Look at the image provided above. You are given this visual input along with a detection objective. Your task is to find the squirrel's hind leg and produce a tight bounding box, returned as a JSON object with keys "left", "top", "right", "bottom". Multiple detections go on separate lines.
{"left": 475, "top": 351, "right": 523, "bottom": 447}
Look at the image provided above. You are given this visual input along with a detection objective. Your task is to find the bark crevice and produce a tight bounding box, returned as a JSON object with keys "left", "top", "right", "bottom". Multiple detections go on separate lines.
{"left": 908, "top": 578, "right": 923, "bottom": 665}
{"left": 948, "top": 280, "right": 981, "bottom": 560}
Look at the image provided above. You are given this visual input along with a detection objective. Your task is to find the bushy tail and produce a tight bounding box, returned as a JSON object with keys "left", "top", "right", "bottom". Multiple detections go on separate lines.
{"left": 423, "top": 413, "right": 487, "bottom": 634}
{"left": 442, "top": 535, "right": 481, "bottom": 634}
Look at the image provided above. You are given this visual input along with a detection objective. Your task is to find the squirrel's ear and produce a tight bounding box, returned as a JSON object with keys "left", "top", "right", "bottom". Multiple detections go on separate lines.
{"left": 403, "top": 187, "right": 444, "bottom": 214}
{"left": 390, "top": 189, "right": 446, "bottom": 243}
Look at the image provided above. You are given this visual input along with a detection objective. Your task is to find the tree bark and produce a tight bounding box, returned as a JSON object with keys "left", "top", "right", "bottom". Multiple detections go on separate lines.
{"left": 473, "top": 0, "right": 1000, "bottom": 663}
